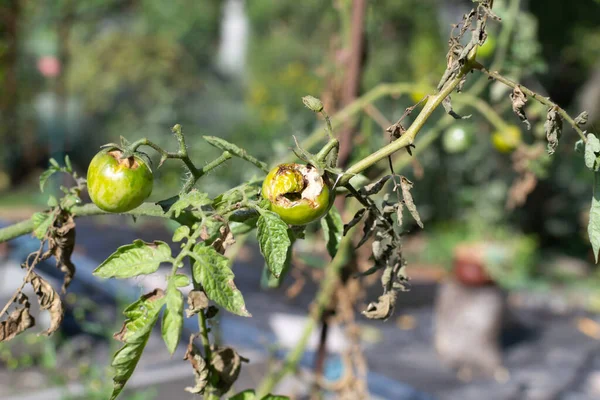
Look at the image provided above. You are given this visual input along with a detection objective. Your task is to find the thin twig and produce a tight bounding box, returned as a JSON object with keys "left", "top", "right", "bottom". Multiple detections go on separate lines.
{"left": 472, "top": 62, "right": 587, "bottom": 142}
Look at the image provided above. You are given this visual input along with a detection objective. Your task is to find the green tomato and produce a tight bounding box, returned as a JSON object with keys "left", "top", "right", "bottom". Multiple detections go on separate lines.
{"left": 492, "top": 125, "right": 522, "bottom": 153}
{"left": 478, "top": 34, "right": 496, "bottom": 59}
{"left": 87, "top": 149, "right": 153, "bottom": 213}
{"left": 261, "top": 163, "right": 332, "bottom": 226}
{"left": 442, "top": 124, "right": 474, "bottom": 153}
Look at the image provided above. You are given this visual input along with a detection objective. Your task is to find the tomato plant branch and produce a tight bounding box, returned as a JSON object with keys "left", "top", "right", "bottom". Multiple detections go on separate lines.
{"left": 340, "top": 59, "right": 475, "bottom": 184}
{"left": 472, "top": 62, "right": 587, "bottom": 142}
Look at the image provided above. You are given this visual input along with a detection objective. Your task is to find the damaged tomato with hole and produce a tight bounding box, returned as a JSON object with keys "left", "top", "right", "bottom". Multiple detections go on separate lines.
{"left": 87, "top": 149, "right": 153, "bottom": 213}
{"left": 261, "top": 163, "right": 333, "bottom": 226}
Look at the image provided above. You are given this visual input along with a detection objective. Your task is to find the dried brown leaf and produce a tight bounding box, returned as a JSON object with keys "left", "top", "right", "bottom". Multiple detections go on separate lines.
{"left": 510, "top": 86, "right": 531, "bottom": 130}
{"left": 213, "top": 224, "right": 235, "bottom": 255}
{"left": 362, "top": 292, "right": 397, "bottom": 321}
{"left": 46, "top": 213, "right": 76, "bottom": 293}
{"left": 506, "top": 172, "right": 537, "bottom": 210}
{"left": 0, "top": 294, "right": 35, "bottom": 342}
{"left": 211, "top": 346, "right": 248, "bottom": 395}
{"left": 545, "top": 107, "right": 563, "bottom": 155}
{"left": 400, "top": 177, "right": 423, "bottom": 228}
{"left": 186, "top": 290, "right": 209, "bottom": 318}
{"left": 27, "top": 273, "right": 64, "bottom": 336}
{"left": 183, "top": 335, "right": 209, "bottom": 394}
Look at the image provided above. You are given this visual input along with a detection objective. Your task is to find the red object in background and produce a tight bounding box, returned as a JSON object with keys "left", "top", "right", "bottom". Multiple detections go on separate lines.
{"left": 453, "top": 243, "right": 494, "bottom": 286}
{"left": 37, "top": 56, "right": 61, "bottom": 78}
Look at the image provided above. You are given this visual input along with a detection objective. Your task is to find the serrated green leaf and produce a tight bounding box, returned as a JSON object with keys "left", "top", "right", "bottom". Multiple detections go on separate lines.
{"left": 32, "top": 212, "right": 53, "bottom": 239}
{"left": 321, "top": 206, "right": 343, "bottom": 258}
{"left": 162, "top": 278, "right": 184, "bottom": 355}
{"left": 589, "top": 172, "right": 600, "bottom": 263}
{"left": 39, "top": 168, "right": 57, "bottom": 192}
{"left": 172, "top": 225, "right": 190, "bottom": 242}
{"left": 260, "top": 236, "right": 294, "bottom": 289}
{"left": 93, "top": 240, "right": 172, "bottom": 279}
{"left": 203, "top": 136, "right": 269, "bottom": 173}
{"left": 229, "top": 390, "right": 256, "bottom": 400}
{"left": 168, "top": 190, "right": 211, "bottom": 218}
{"left": 585, "top": 134, "right": 600, "bottom": 171}
{"left": 173, "top": 274, "right": 190, "bottom": 287}
{"left": 110, "top": 289, "right": 165, "bottom": 400}
{"left": 257, "top": 211, "right": 291, "bottom": 278}
{"left": 192, "top": 244, "right": 250, "bottom": 317}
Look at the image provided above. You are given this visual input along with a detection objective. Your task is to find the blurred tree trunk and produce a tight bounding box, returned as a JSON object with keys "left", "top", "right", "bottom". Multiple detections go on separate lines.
{"left": 0, "top": 0, "right": 21, "bottom": 174}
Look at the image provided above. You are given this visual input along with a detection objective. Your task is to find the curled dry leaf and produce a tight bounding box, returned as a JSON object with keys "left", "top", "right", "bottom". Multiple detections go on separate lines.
{"left": 184, "top": 335, "right": 209, "bottom": 394}
{"left": 186, "top": 290, "right": 209, "bottom": 318}
{"left": 574, "top": 111, "right": 588, "bottom": 127}
{"left": 545, "top": 107, "right": 563, "bottom": 155}
{"left": 510, "top": 86, "right": 530, "bottom": 130}
{"left": 46, "top": 212, "right": 76, "bottom": 293}
{"left": 213, "top": 224, "right": 235, "bottom": 255}
{"left": 27, "top": 273, "right": 64, "bottom": 336}
{"left": 211, "top": 346, "right": 249, "bottom": 395}
{"left": 0, "top": 294, "right": 35, "bottom": 342}
{"left": 442, "top": 96, "right": 471, "bottom": 120}
{"left": 362, "top": 292, "right": 397, "bottom": 321}
{"left": 400, "top": 176, "right": 424, "bottom": 228}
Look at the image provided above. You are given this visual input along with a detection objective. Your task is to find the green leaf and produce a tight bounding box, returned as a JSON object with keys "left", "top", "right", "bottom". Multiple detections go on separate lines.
{"left": 32, "top": 212, "right": 53, "bottom": 239}
{"left": 584, "top": 133, "right": 600, "bottom": 171}
{"left": 257, "top": 211, "right": 292, "bottom": 278}
{"left": 168, "top": 190, "right": 211, "bottom": 218}
{"left": 47, "top": 195, "right": 58, "bottom": 208}
{"left": 64, "top": 155, "right": 72, "bottom": 172}
{"left": 589, "top": 172, "right": 600, "bottom": 263}
{"left": 203, "top": 136, "right": 269, "bottom": 173}
{"left": 39, "top": 168, "right": 57, "bottom": 192}
{"left": 321, "top": 206, "right": 343, "bottom": 258}
{"left": 229, "top": 390, "right": 256, "bottom": 400}
{"left": 172, "top": 274, "right": 191, "bottom": 287}
{"left": 261, "top": 395, "right": 290, "bottom": 400}
{"left": 172, "top": 225, "right": 190, "bottom": 242}
{"left": 162, "top": 277, "right": 184, "bottom": 355}
{"left": 49, "top": 158, "right": 60, "bottom": 169}
{"left": 192, "top": 244, "right": 250, "bottom": 317}
{"left": 93, "top": 240, "right": 172, "bottom": 279}
{"left": 110, "top": 289, "right": 165, "bottom": 400}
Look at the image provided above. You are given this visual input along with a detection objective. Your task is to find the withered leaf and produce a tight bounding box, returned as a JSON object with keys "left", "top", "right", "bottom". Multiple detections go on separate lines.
{"left": 361, "top": 175, "right": 391, "bottom": 196}
{"left": 184, "top": 335, "right": 209, "bottom": 394}
{"left": 212, "top": 224, "right": 235, "bottom": 255}
{"left": 343, "top": 208, "right": 366, "bottom": 236}
{"left": 510, "top": 86, "right": 531, "bottom": 130}
{"left": 442, "top": 96, "right": 471, "bottom": 120}
{"left": 47, "top": 213, "right": 76, "bottom": 293}
{"left": 396, "top": 201, "right": 404, "bottom": 227}
{"left": 27, "top": 273, "right": 63, "bottom": 336}
{"left": 186, "top": 290, "right": 209, "bottom": 318}
{"left": 362, "top": 292, "right": 397, "bottom": 321}
{"left": 574, "top": 111, "right": 589, "bottom": 127}
{"left": 400, "top": 177, "right": 423, "bottom": 228}
{"left": 355, "top": 211, "right": 376, "bottom": 249}
{"left": 0, "top": 294, "right": 35, "bottom": 342}
{"left": 545, "top": 107, "right": 563, "bottom": 155}
{"left": 211, "top": 346, "right": 248, "bottom": 395}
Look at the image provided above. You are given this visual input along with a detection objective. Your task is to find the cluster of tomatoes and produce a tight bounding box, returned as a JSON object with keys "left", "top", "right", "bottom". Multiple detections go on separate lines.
{"left": 87, "top": 150, "right": 332, "bottom": 226}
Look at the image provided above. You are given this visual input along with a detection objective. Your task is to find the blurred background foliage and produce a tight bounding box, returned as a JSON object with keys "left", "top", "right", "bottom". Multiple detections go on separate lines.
{"left": 0, "top": 0, "right": 599, "bottom": 289}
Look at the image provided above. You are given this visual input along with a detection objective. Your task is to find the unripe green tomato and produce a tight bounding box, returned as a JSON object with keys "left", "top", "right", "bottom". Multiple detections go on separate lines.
{"left": 491, "top": 125, "right": 522, "bottom": 153}
{"left": 261, "top": 163, "right": 332, "bottom": 226}
{"left": 87, "top": 149, "right": 153, "bottom": 212}
{"left": 442, "top": 124, "right": 474, "bottom": 153}
{"left": 478, "top": 34, "right": 496, "bottom": 59}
